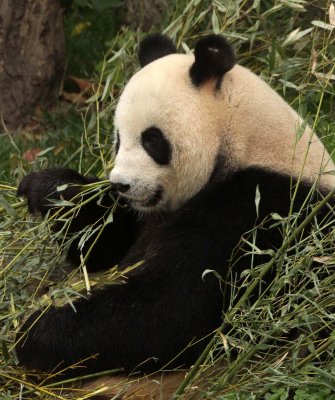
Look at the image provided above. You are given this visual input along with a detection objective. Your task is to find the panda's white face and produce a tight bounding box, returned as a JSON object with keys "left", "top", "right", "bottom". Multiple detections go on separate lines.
{"left": 109, "top": 54, "right": 222, "bottom": 212}
{"left": 110, "top": 124, "right": 174, "bottom": 212}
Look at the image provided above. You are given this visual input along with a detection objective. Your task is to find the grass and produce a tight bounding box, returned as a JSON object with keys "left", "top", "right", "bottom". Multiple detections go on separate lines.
{"left": 1, "top": 0, "right": 335, "bottom": 399}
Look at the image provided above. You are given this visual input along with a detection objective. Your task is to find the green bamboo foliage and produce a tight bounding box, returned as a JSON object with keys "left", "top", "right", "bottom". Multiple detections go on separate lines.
{"left": 1, "top": 1, "right": 335, "bottom": 399}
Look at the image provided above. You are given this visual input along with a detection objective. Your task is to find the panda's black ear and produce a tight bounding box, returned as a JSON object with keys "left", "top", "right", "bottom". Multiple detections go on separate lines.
{"left": 190, "top": 35, "right": 236, "bottom": 87}
{"left": 138, "top": 34, "right": 177, "bottom": 68}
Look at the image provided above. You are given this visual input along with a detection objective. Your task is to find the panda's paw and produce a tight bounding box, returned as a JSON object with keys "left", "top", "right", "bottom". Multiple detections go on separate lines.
{"left": 15, "top": 307, "right": 77, "bottom": 373}
{"left": 17, "top": 168, "right": 93, "bottom": 215}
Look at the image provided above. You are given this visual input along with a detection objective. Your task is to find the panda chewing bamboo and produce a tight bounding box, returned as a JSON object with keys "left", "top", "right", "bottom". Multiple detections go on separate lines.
{"left": 15, "top": 34, "right": 335, "bottom": 398}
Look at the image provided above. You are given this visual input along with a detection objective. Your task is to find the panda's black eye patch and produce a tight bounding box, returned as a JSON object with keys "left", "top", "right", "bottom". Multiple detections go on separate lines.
{"left": 141, "top": 127, "right": 171, "bottom": 165}
{"left": 114, "top": 130, "right": 120, "bottom": 155}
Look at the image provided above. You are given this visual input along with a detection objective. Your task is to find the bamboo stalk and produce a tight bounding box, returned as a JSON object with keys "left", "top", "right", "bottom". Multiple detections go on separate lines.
{"left": 0, "top": 200, "right": 27, "bottom": 214}
{"left": 44, "top": 368, "right": 123, "bottom": 388}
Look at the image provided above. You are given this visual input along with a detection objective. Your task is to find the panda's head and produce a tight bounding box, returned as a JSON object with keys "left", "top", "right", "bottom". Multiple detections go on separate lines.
{"left": 109, "top": 34, "right": 335, "bottom": 213}
{"left": 109, "top": 34, "right": 236, "bottom": 212}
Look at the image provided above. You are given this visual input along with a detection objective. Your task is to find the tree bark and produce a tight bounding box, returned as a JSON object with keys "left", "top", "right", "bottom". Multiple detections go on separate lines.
{"left": 122, "top": 0, "right": 167, "bottom": 31}
{"left": 0, "top": 0, "right": 64, "bottom": 131}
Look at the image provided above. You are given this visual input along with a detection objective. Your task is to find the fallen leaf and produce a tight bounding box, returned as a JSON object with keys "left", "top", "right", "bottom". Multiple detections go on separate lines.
{"left": 70, "top": 76, "right": 102, "bottom": 94}
{"left": 62, "top": 90, "right": 87, "bottom": 106}
{"left": 70, "top": 76, "right": 95, "bottom": 93}
{"left": 54, "top": 145, "right": 65, "bottom": 155}
{"left": 72, "top": 21, "right": 91, "bottom": 36}
{"left": 22, "top": 147, "right": 42, "bottom": 162}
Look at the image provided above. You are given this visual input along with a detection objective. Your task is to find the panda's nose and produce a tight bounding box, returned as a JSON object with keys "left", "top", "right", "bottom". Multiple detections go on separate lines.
{"left": 111, "top": 182, "right": 130, "bottom": 193}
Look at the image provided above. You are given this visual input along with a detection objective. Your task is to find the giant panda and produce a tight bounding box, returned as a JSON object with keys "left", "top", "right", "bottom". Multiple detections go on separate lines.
{"left": 15, "top": 34, "right": 335, "bottom": 396}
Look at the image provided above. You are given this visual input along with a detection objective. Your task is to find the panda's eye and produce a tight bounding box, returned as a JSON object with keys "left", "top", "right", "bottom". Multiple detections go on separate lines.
{"left": 114, "top": 130, "right": 120, "bottom": 155}
{"left": 141, "top": 127, "right": 171, "bottom": 165}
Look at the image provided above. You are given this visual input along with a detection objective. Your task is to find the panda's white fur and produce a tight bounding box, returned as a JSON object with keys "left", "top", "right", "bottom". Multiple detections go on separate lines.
{"left": 111, "top": 53, "right": 335, "bottom": 212}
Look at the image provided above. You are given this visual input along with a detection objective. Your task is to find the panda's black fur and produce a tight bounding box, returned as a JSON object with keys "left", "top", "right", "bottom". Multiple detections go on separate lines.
{"left": 15, "top": 34, "right": 334, "bottom": 379}
{"left": 138, "top": 33, "right": 177, "bottom": 67}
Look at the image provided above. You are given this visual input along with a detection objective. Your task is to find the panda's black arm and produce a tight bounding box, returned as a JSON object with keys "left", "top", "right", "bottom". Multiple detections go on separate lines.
{"left": 17, "top": 168, "right": 100, "bottom": 217}
{"left": 17, "top": 168, "right": 142, "bottom": 271}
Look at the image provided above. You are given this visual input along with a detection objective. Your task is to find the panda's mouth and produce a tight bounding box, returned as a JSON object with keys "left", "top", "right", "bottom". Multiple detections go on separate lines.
{"left": 121, "top": 186, "right": 163, "bottom": 209}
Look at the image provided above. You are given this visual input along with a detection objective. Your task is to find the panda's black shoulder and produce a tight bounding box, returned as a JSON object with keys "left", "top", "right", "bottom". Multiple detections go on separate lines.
{"left": 180, "top": 167, "right": 324, "bottom": 223}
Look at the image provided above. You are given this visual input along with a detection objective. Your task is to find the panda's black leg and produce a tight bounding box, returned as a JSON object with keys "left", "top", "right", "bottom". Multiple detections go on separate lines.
{"left": 15, "top": 256, "right": 222, "bottom": 377}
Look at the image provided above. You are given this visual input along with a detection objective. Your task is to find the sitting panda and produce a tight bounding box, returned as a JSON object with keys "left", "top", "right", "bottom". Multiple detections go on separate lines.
{"left": 16, "top": 34, "right": 335, "bottom": 383}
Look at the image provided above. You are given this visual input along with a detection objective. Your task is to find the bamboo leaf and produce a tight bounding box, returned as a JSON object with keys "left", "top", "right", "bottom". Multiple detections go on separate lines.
{"left": 255, "top": 184, "right": 261, "bottom": 218}
{"left": 282, "top": 27, "right": 313, "bottom": 46}
{"left": 330, "top": 3, "right": 335, "bottom": 26}
{"left": 0, "top": 194, "right": 17, "bottom": 218}
{"left": 212, "top": 10, "right": 220, "bottom": 34}
{"left": 312, "top": 20, "right": 334, "bottom": 31}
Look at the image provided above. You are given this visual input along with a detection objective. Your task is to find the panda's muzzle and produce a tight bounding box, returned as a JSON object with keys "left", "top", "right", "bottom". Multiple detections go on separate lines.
{"left": 116, "top": 185, "right": 163, "bottom": 209}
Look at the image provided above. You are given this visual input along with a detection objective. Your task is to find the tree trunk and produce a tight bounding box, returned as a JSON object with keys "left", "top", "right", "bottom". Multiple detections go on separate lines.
{"left": 122, "top": 0, "right": 167, "bottom": 31}
{"left": 0, "top": 0, "right": 64, "bottom": 131}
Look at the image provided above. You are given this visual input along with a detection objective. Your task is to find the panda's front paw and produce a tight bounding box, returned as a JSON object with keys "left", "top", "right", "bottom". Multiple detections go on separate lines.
{"left": 17, "top": 168, "right": 92, "bottom": 215}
